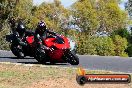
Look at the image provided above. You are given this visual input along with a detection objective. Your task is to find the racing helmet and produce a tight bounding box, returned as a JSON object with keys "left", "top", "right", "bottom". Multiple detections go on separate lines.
{"left": 16, "top": 21, "right": 26, "bottom": 35}
{"left": 37, "top": 21, "right": 46, "bottom": 31}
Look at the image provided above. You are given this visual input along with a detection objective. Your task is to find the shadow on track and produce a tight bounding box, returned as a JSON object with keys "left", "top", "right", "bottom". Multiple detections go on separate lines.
{"left": 18, "top": 62, "right": 69, "bottom": 65}
{"left": 0, "top": 56, "right": 69, "bottom": 65}
{"left": 0, "top": 56, "right": 34, "bottom": 59}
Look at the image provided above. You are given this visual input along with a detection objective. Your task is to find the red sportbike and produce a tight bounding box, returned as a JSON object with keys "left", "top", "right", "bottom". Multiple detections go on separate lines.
{"left": 35, "top": 34, "right": 79, "bottom": 65}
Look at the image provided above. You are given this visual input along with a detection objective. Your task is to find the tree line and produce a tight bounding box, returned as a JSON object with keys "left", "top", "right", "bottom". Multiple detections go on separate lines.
{"left": 0, "top": 0, "right": 132, "bottom": 57}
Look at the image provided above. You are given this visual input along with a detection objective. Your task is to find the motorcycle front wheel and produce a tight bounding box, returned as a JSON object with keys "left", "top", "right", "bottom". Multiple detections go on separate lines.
{"left": 10, "top": 44, "right": 24, "bottom": 59}
{"left": 65, "top": 51, "right": 79, "bottom": 65}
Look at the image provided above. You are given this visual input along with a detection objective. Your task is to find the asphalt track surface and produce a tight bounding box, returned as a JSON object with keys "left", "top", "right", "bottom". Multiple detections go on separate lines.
{"left": 0, "top": 50, "right": 132, "bottom": 73}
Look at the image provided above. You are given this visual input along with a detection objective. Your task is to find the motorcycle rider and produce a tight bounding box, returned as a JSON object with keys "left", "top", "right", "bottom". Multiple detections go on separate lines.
{"left": 16, "top": 21, "right": 28, "bottom": 46}
{"left": 35, "top": 21, "right": 56, "bottom": 50}
{"left": 9, "top": 18, "right": 27, "bottom": 47}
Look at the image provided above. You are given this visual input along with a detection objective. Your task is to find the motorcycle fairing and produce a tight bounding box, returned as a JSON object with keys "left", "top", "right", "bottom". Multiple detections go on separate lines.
{"left": 44, "top": 35, "right": 70, "bottom": 49}
{"left": 48, "top": 49, "right": 64, "bottom": 62}
{"left": 44, "top": 35, "right": 70, "bottom": 61}
{"left": 26, "top": 36, "right": 34, "bottom": 45}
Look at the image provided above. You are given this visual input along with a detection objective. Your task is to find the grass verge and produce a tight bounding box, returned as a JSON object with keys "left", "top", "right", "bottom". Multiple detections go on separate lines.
{"left": 0, "top": 63, "right": 131, "bottom": 88}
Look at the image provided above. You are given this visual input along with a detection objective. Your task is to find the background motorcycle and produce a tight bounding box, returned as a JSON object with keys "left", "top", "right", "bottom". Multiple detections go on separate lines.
{"left": 6, "top": 32, "right": 45, "bottom": 59}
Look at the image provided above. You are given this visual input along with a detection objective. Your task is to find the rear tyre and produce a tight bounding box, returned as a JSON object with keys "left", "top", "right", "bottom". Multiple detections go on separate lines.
{"left": 35, "top": 49, "right": 47, "bottom": 64}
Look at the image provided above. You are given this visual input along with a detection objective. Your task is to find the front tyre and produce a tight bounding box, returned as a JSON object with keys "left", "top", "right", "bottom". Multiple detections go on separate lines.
{"left": 10, "top": 44, "right": 24, "bottom": 59}
{"left": 70, "top": 53, "right": 79, "bottom": 65}
{"left": 65, "top": 52, "right": 79, "bottom": 65}
{"left": 18, "top": 52, "right": 24, "bottom": 59}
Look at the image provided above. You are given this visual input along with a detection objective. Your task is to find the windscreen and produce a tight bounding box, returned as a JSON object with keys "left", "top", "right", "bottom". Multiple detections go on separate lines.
{"left": 55, "top": 36, "right": 64, "bottom": 44}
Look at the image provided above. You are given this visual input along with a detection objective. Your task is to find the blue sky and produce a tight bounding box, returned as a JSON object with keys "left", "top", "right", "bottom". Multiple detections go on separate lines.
{"left": 33, "top": 0, "right": 77, "bottom": 7}
{"left": 33, "top": 0, "right": 127, "bottom": 9}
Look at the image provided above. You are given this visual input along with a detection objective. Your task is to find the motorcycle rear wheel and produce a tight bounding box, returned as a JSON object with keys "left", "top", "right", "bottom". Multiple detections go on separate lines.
{"left": 35, "top": 49, "right": 47, "bottom": 64}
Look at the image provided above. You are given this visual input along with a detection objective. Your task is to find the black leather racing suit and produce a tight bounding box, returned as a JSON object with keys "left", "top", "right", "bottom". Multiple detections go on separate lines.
{"left": 35, "top": 28, "right": 56, "bottom": 49}
{"left": 9, "top": 20, "right": 27, "bottom": 47}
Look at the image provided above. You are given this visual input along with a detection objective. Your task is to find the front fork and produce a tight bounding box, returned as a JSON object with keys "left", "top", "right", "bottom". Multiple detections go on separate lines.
{"left": 63, "top": 49, "right": 71, "bottom": 62}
